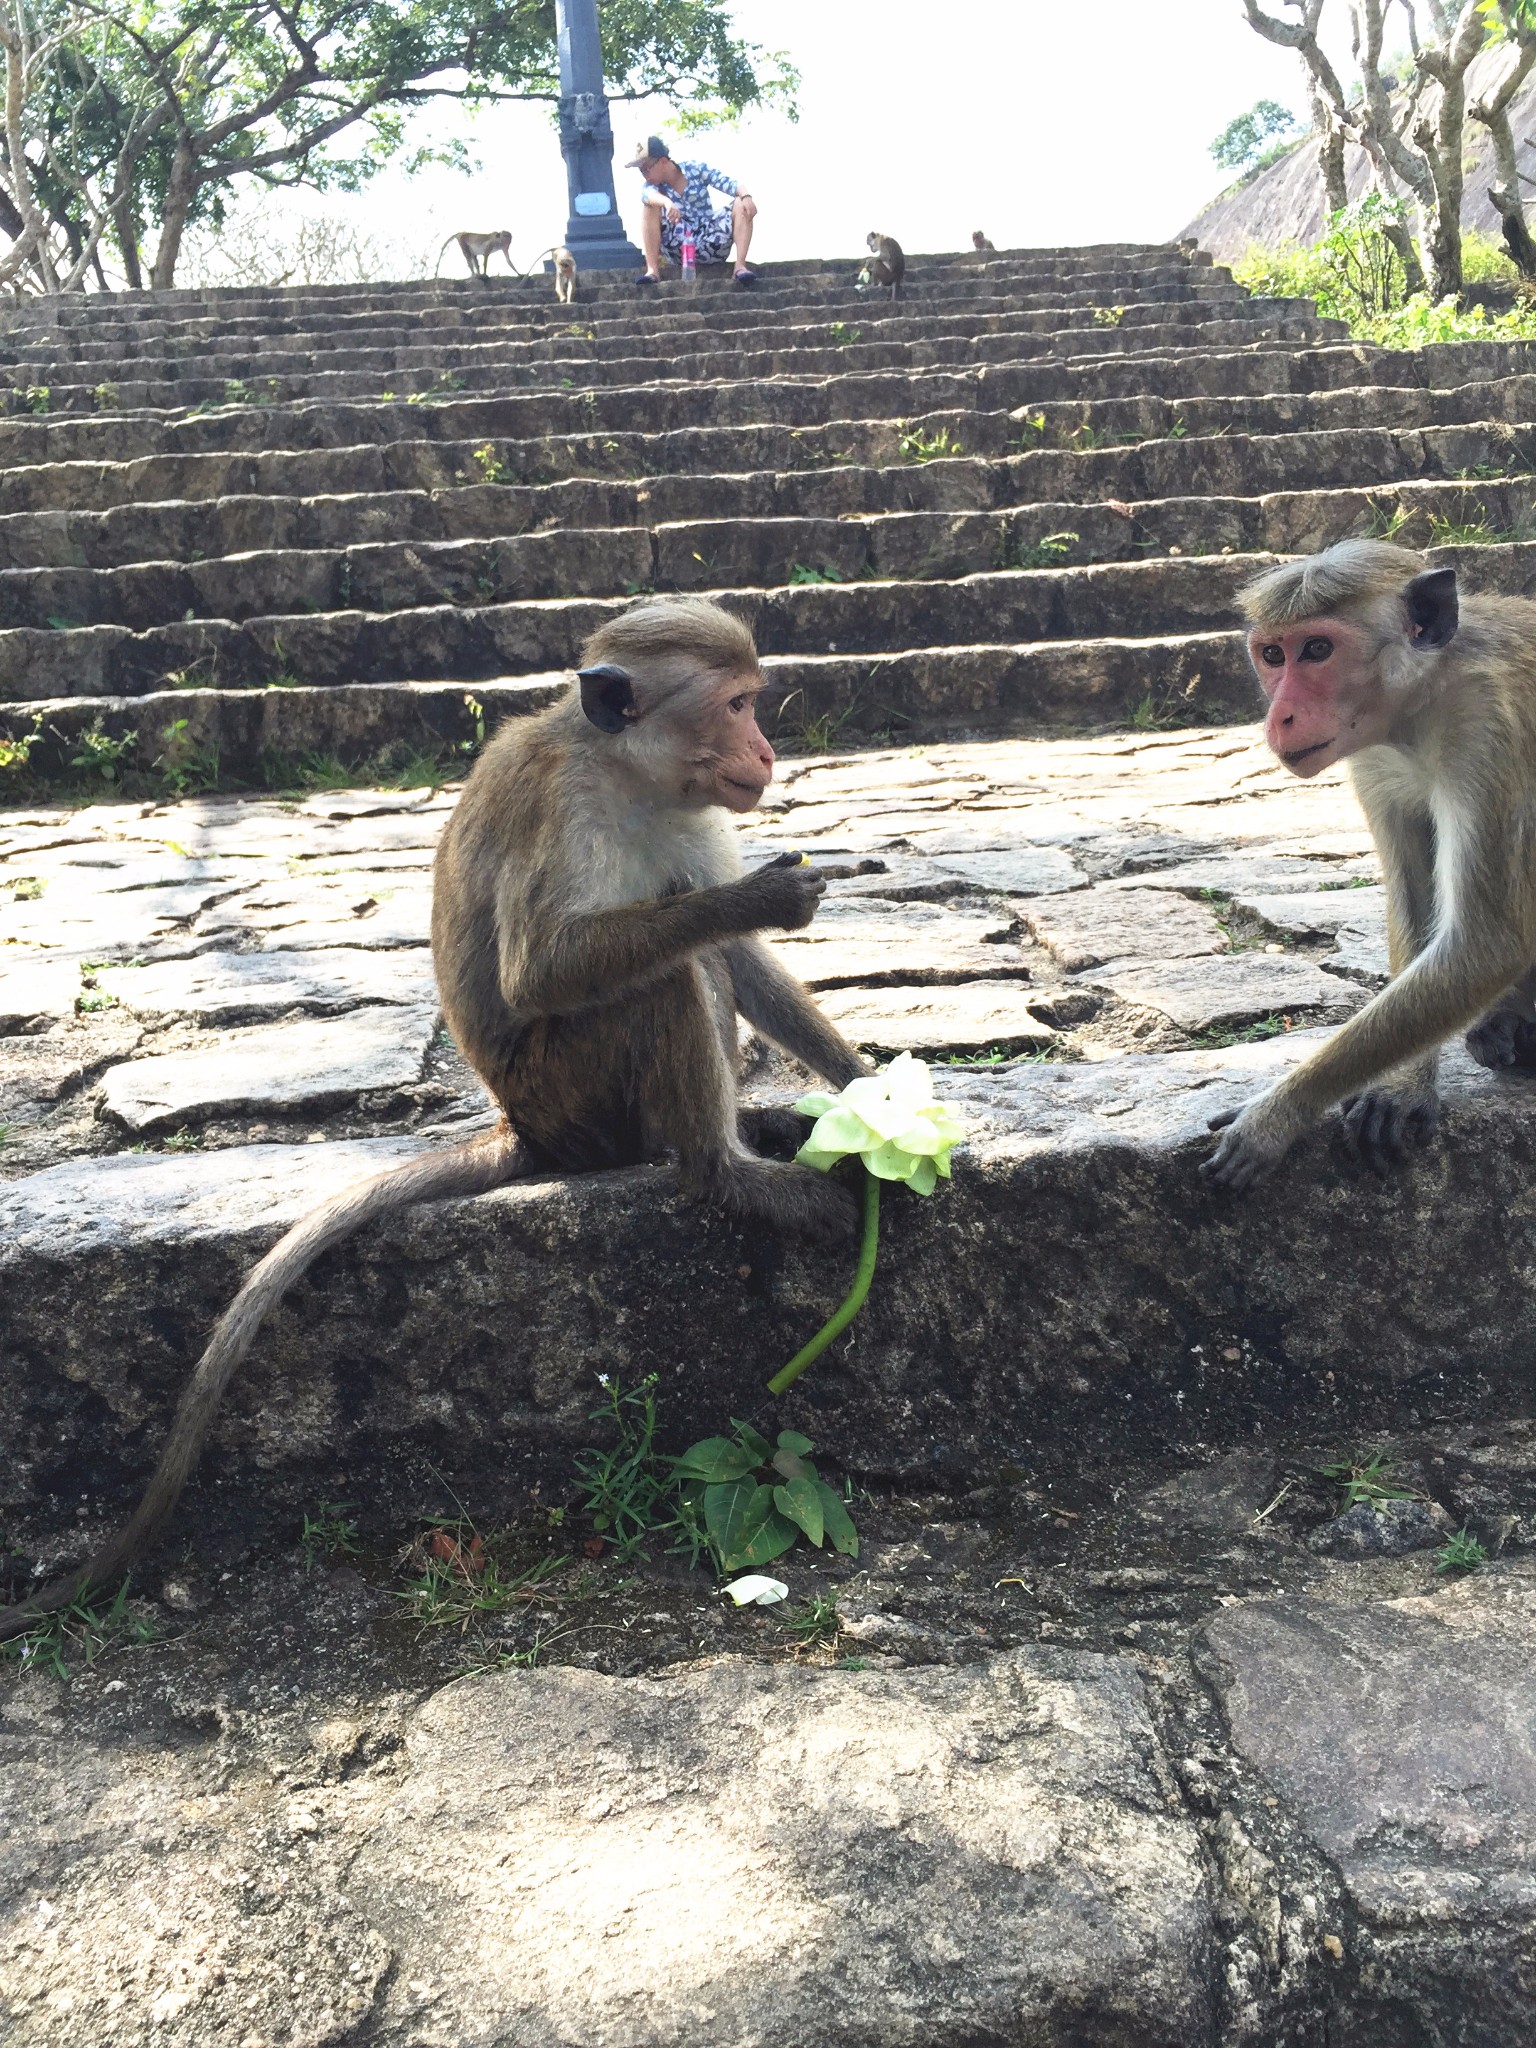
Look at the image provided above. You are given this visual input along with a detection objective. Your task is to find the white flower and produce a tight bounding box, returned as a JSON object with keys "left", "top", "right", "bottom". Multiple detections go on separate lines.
{"left": 723, "top": 1575, "right": 789, "bottom": 1606}
{"left": 795, "top": 1053, "right": 967, "bottom": 1195}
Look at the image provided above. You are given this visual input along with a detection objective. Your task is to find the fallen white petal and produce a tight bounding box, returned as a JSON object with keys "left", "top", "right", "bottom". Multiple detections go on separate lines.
{"left": 723, "top": 1575, "right": 789, "bottom": 1606}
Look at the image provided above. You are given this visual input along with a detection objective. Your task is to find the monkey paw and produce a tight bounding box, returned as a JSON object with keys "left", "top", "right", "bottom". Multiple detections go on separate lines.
{"left": 1466, "top": 1009, "right": 1536, "bottom": 1071}
{"left": 1339, "top": 1088, "right": 1440, "bottom": 1178}
{"left": 1200, "top": 1103, "right": 1294, "bottom": 1194}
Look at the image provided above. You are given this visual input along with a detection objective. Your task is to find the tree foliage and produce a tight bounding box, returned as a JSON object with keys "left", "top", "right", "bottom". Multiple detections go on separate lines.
{"left": 0, "top": 0, "right": 797, "bottom": 290}
{"left": 1238, "top": 0, "right": 1536, "bottom": 298}
{"left": 1209, "top": 97, "right": 1298, "bottom": 174}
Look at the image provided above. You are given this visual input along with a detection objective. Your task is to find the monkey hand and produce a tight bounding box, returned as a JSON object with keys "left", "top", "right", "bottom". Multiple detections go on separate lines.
{"left": 1201, "top": 1096, "right": 1300, "bottom": 1193}
{"left": 735, "top": 852, "right": 828, "bottom": 932}
{"left": 1466, "top": 1006, "right": 1536, "bottom": 1071}
{"left": 1340, "top": 1086, "right": 1440, "bottom": 1178}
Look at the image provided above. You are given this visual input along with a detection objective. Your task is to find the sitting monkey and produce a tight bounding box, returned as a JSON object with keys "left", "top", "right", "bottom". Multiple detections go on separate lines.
{"left": 1207, "top": 538, "right": 1536, "bottom": 1187}
{"left": 0, "top": 597, "right": 866, "bottom": 1639}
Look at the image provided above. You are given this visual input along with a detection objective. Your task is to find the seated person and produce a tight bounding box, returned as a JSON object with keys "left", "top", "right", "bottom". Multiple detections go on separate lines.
{"left": 625, "top": 134, "right": 758, "bottom": 288}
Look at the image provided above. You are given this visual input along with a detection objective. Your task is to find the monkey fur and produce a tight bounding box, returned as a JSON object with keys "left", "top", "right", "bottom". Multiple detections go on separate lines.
{"left": 436, "top": 229, "right": 514, "bottom": 278}
{"left": 865, "top": 231, "right": 905, "bottom": 300}
{"left": 0, "top": 596, "right": 865, "bottom": 1640}
{"left": 971, "top": 231, "right": 995, "bottom": 251}
{"left": 1206, "top": 536, "right": 1536, "bottom": 1188}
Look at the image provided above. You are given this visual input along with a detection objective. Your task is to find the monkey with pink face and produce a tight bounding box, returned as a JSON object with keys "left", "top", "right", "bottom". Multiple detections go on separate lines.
{"left": 1, "top": 595, "right": 867, "bottom": 1639}
{"left": 1206, "top": 537, "right": 1536, "bottom": 1190}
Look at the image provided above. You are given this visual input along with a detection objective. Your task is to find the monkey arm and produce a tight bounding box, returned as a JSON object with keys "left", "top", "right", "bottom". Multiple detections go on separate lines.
{"left": 725, "top": 938, "right": 867, "bottom": 1088}
{"left": 505, "top": 884, "right": 788, "bottom": 1018}
{"left": 1375, "top": 801, "right": 1442, "bottom": 1096}
{"left": 1206, "top": 926, "right": 1529, "bottom": 1190}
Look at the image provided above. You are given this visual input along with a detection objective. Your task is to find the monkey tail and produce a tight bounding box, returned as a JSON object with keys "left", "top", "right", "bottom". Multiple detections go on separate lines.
{"left": 0, "top": 1126, "right": 528, "bottom": 1642}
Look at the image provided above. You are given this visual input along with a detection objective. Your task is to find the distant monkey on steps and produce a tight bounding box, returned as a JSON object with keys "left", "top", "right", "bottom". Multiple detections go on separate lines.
{"left": 0, "top": 597, "right": 866, "bottom": 1641}
{"left": 437, "top": 229, "right": 514, "bottom": 278}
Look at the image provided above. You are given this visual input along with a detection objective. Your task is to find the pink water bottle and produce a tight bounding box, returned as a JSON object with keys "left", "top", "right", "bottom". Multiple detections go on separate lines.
{"left": 681, "top": 226, "right": 697, "bottom": 285}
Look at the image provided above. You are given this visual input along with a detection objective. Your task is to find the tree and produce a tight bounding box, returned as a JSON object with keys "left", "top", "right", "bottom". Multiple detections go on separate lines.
{"left": 0, "top": 0, "right": 798, "bottom": 291}
{"left": 1237, "top": 0, "right": 1536, "bottom": 299}
{"left": 1209, "top": 96, "right": 1299, "bottom": 174}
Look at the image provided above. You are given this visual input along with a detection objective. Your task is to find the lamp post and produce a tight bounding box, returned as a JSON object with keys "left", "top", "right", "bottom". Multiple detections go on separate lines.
{"left": 554, "top": 0, "right": 644, "bottom": 270}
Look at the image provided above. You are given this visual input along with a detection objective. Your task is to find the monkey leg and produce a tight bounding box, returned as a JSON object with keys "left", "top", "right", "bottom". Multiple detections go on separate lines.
{"left": 638, "top": 962, "right": 858, "bottom": 1239}
{"left": 1466, "top": 967, "right": 1536, "bottom": 1069}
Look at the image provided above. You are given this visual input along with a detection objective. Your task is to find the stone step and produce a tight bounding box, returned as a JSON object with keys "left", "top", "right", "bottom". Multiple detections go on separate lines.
{"left": 2, "top": 497, "right": 1527, "bottom": 638}
{"left": 0, "top": 246, "right": 1212, "bottom": 334}
{"left": 7, "top": 300, "right": 1303, "bottom": 415}
{"left": 0, "top": 281, "right": 1255, "bottom": 372}
{"left": 0, "top": 320, "right": 1353, "bottom": 475}
{"left": 0, "top": 404, "right": 1518, "bottom": 533}
{"left": 0, "top": 471, "right": 1515, "bottom": 584}
{"left": 0, "top": 619, "right": 1252, "bottom": 771}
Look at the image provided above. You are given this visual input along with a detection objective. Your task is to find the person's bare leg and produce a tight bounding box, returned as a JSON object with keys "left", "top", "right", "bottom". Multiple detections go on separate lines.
{"left": 639, "top": 203, "right": 662, "bottom": 279}
{"left": 732, "top": 197, "right": 755, "bottom": 275}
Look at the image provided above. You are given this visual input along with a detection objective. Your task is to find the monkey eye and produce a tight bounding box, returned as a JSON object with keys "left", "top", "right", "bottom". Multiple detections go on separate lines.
{"left": 1300, "top": 636, "right": 1334, "bottom": 662}
{"left": 1257, "top": 643, "right": 1285, "bottom": 667}
{"left": 728, "top": 693, "right": 752, "bottom": 714}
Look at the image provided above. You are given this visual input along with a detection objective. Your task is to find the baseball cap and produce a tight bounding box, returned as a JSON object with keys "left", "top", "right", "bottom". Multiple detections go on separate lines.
{"left": 625, "top": 134, "right": 669, "bottom": 168}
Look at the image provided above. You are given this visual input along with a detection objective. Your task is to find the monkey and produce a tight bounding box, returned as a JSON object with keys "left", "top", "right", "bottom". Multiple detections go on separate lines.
{"left": 972, "top": 231, "right": 995, "bottom": 252}
{"left": 0, "top": 596, "right": 867, "bottom": 1641}
{"left": 1203, "top": 537, "right": 1536, "bottom": 1190}
{"left": 865, "top": 231, "right": 905, "bottom": 301}
{"left": 550, "top": 245, "right": 577, "bottom": 304}
{"left": 436, "top": 229, "right": 514, "bottom": 279}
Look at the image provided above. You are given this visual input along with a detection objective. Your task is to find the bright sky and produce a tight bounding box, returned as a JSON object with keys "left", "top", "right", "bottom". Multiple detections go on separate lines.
{"left": 239, "top": 1, "right": 1325, "bottom": 276}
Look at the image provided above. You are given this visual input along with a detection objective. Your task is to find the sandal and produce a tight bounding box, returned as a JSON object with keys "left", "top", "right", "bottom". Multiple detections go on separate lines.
{"left": 733, "top": 268, "right": 758, "bottom": 290}
{"left": 635, "top": 271, "right": 659, "bottom": 288}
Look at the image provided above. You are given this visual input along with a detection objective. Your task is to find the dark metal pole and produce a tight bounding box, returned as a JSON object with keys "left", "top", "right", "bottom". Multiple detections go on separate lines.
{"left": 554, "top": 0, "right": 644, "bottom": 270}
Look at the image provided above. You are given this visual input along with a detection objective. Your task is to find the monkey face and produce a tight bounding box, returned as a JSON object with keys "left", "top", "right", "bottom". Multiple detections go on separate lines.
{"left": 683, "top": 676, "right": 776, "bottom": 812}
{"left": 1248, "top": 615, "right": 1395, "bottom": 777}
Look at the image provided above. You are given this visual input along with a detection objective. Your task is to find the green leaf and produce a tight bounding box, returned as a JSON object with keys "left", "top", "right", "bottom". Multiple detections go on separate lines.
{"left": 777, "top": 1430, "right": 815, "bottom": 1455}
{"left": 730, "top": 1419, "right": 773, "bottom": 1464}
{"left": 721, "top": 1504, "right": 799, "bottom": 1572}
{"left": 817, "top": 1481, "right": 860, "bottom": 1558}
{"left": 675, "top": 1436, "right": 758, "bottom": 1482}
{"left": 772, "top": 1447, "right": 820, "bottom": 1482}
{"left": 704, "top": 1477, "right": 767, "bottom": 1557}
{"left": 773, "top": 1476, "right": 824, "bottom": 1547}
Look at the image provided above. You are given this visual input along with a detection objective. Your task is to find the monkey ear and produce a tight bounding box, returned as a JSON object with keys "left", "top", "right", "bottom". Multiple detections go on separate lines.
{"left": 578, "top": 664, "right": 636, "bottom": 733}
{"left": 1405, "top": 568, "right": 1458, "bottom": 649}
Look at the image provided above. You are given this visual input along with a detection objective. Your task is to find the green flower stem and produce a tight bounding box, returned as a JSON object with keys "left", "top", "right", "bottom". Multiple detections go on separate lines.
{"left": 767, "top": 1168, "right": 881, "bottom": 1397}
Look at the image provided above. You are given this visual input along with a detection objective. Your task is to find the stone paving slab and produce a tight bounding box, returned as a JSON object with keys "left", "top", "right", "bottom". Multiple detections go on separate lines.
{"left": 97, "top": 1004, "right": 438, "bottom": 1132}
{"left": 0, "top": 1650, "right": 1213, "bottom": 2048}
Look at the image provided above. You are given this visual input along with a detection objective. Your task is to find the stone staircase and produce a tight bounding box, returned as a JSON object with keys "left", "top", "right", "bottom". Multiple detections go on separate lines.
{"left": 3, "top": 246, "right": 1536, "bottom": 777}
{"left": 9, "top": 244, "right": 1536, "bottom": 2046}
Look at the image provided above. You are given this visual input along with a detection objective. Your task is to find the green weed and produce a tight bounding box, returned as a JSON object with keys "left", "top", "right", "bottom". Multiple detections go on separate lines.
{"left": 827, "top": 321, "right": 862, "bottom": 346}
{"left": 472, "top": 443, "right": 514, "bottom": 486}
{"left": 70, "top": 720, "right": 138, "bottom": 786}
{"left": 1320, "top": 1448, "right": 1414, "bottom": 1511}
{"left": 1012, "top": 529, "right": 1078, "bottom": 569}
{"left": 301, "top": 1501, "right": 361, "bottom": 1570}
{"left": 20, "top": 384, "right": 49, "bottom": 413}
{"left": 0, "top": 718, "right": 42, "bottom": 776}
{"left": 0, "top": 1579, "right": 156, "bottom": 1679}
{"left": 899, "top": 425, "right": 965, "bottom": 462}
{"left": 1090, "top": 304, "right": 1126, "bottom": 326}
{"left": 1435, "top": 1527, "right": 1489, "bottom": 1574}
{"left": 8, "top": 875, "right": 44, "bottom": 900}
{"left": 1426, "top": 515, "right": 1512, "bottom": 547}
{"left": 156, "top": 719, "right": 220, "bottom": 796}
{"left": 1192, "top": 1013, "right": 1295, "bottom": 1049}
{"left": 776, "top": 1591, "right": 841, "bottom": 1647}
{"left": 92, "top": 382, "right": 119, "bottom": 412}
{"left": 1011, "top": 409, "right": 1049, "bottom": 447}
{"left": 394, "top": 1519, "right": 567, "bottom": 1631}
{"left": 787, "top": 561, "right": 844, "bottom": 585}
{"left": 162, "top": 1128, "right": 202, "bottom": 1150}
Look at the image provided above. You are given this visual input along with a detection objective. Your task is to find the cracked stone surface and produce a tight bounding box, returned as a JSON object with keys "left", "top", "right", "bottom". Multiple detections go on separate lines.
{"left": 98, "top": 1005, "right": 439, "bottom": 1132}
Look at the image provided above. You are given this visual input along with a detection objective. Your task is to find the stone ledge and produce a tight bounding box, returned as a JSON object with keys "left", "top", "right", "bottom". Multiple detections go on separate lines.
{"left": 6, "top": 1031, "right": 1536, "bottom": 1514}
